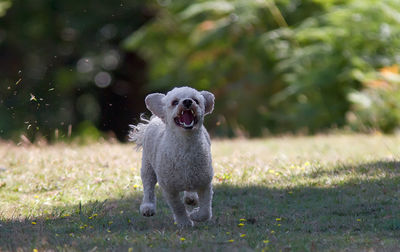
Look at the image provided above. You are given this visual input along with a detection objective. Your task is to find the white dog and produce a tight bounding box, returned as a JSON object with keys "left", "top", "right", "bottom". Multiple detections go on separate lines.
{"left": 129, "top": 86, "right": 215, "bottom": 227}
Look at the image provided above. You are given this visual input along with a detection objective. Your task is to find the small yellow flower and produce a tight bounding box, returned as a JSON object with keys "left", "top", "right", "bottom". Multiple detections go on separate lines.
{"left": 89, "top": 213, "right": 98, "bottom": 219}
{"left": 33, "top": 249, "right": 38, "bottom": 252}
{"left": 107, "top": 230, "right": 111, "bottom": 233}
{"left": 240, "top": 234, "right": 246, "bottom": 237}
{"left": 228, "top": 239, "right": 234, "bottom": 243}
{"left": 63, "top": 214, "right": 70, "bottom": 217}
{"left": 31, "top": 222, "right": 37, "bottom": 225}
{"left": 69, "top": 233, "right": 74, "bottom": 237}
{"left": 226, "top": 232, "right": 230, "bottom": 235}
{"left": 263, "top": 239, "right": 269, "bottom": 243}
{"left": 239, "top": 218, "right": 246, "bottom": 222}
{"left": 270, "top": 230, "right": 275, "bottom": 234}
{"left": 133, "top": 184, "right": 139, "bottom": 189}
{"left": 80, "top": 226, "right": 85, "bottom": 229}
{"left": 277, "top": 224, "right": 281, "bottom": 227}
{"left": 238, "top": 223, "right": 245, "bottom": 227}
{"left": 34, "top": 195, "right": 39, "bottom": 199}
{"left": 180, "top": 237, "right": 185, "bottom": 241}
{"left": 128, "top": 248, "right": 133, "bottom": 252}
{"left": 304, "top": 161, "right": 310, "bottom": 166}
{"left": 108, "top": 221, "right": 113, "bottom": 225}
{"left": 276, "top": 218, "right": 281, "bottom": 221}
{"left": 357, "top": 219, "right": 361, "bottom": 222}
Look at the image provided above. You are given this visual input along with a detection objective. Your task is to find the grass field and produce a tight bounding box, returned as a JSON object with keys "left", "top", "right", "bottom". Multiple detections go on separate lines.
{"left": 0, "top": 134, "right": 399, "bottom": 251}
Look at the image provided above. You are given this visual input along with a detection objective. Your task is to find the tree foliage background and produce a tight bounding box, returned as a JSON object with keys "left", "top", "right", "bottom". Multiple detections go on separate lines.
{"left": 0, "top": 0, "right": 152, "bottom": 141}
{"left": 1, "top": 0, "right": 400, "bottom": 141}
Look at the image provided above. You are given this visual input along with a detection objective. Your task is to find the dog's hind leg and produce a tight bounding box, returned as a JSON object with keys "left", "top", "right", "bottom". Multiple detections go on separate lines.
{"left": 140, "top": 160, "right": 157, "bottom": 217}
{"left": 183, "top": 191, "right": 199, "bottom": 206}
{"left": 162, "top": 190, "right": 193, "bottom": 228}
{"left": 189, "top": 184, "right": 213, "bottom": 222}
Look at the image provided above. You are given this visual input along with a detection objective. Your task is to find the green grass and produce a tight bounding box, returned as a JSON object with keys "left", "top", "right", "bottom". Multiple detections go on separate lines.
{"left": 0, "top": 134, "right": 399, "bottom": 251}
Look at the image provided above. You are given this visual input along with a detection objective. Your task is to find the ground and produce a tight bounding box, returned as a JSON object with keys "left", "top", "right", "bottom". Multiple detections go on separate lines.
{"left": 0, "top": 134, "right": 399, "bottom": 251}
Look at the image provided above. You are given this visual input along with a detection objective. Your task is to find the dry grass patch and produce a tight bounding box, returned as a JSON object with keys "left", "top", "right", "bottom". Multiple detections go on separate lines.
{"left": 0, "top": 135, "right": 399, "bottom": 251}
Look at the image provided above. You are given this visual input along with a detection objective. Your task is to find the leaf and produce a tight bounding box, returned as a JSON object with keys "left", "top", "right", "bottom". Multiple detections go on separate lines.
{"left": 348, "top": 92, "right": 372, "bottom": 108}
{"left": 179, "top": 1, "right": 234, "bottom": 20}
{"left": 122, "top": 27, "right": 148, "bottom": 50}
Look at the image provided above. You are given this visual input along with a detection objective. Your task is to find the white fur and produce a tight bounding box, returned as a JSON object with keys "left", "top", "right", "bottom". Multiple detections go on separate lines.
{"left": 129, "top": 86, "right": 215, "bottom": 227}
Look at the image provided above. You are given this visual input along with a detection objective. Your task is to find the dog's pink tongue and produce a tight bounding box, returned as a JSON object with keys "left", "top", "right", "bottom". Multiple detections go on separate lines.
{"left": 181, "top": 110, "right": 194, "bottom": 124}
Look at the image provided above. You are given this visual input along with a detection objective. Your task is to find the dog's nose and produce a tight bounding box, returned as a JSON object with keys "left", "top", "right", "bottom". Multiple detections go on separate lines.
{"left": 182, "top": 99, "right": 193, "bottom": 108}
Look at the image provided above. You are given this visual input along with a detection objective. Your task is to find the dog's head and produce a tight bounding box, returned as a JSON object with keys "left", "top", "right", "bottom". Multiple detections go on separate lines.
{"left": 145, "top": 86, "right": 214, "bottom": 131}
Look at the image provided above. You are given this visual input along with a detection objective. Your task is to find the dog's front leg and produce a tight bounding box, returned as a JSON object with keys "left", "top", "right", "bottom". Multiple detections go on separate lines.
{"left": 140, "top": 161, "right": 157, "bottom": 217}
{"left": 162, "top": 189, "right": 193, "bottom": 228}
{"left": 189, "top": 184, "right": 213, "bottom": 222}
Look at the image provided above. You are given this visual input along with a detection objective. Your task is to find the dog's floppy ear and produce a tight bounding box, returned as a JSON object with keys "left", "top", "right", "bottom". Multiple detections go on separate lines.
{"left": 201, "top": 91, "right": 215, "bottom": 115}
{"left": 145, "top": 93, "right": 166, "bottom": 119}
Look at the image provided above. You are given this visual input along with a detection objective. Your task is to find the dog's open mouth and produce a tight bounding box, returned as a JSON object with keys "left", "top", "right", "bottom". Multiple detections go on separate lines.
{"left": 174, "top": 109, "right": 197, "bottom": 129}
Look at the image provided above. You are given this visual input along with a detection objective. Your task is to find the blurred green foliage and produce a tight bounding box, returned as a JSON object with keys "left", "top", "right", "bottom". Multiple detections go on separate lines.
{"left": 0, "top": 0, "right": 11, "bottom": 17}
{"left": 125, "top": 0, "right": 400, "bottom": 136}
{"left": 0, "top": 0, "right": 150, "bottom": 141}
{"left": 348, "top": 65, "right": 400, "bottom": 133}
{"left": 1, "top": 0, "right": 400, "bottom": 141}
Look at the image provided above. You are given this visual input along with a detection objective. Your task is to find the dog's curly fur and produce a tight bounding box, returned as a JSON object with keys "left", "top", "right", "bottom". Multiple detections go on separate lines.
{"left": 129, "top": 86, "right": 215, "bottom": 227}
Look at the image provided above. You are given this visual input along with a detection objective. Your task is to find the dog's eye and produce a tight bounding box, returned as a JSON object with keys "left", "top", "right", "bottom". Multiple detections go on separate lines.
{"left": 172, "top": 100, "right": 179, "bottom": 106}
{"left": 193, "top": 99, "right": 199, "bottom": 105}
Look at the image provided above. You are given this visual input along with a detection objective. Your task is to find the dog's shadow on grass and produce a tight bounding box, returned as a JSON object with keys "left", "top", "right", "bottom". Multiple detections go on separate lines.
{"left": 1, "top": 160, "right": 400, "bottom": 250}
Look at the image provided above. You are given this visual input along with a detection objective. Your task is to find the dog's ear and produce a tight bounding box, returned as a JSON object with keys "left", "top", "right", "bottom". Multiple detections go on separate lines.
{"left": 201, "top": 91, "right": 215, "bottom": 115}
{"left": 145, "top": 93, "right": 166, "bottom": 119}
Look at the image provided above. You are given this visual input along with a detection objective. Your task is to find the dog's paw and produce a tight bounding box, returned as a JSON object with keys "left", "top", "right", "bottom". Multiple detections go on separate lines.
{"left": 140, "top": 203, "right": 156, "bottom": 217}
{"left": 189, "top": 208, "right": 212, "bottom": 222}
{"left": 183, "top": 192, "right": 199, "bottom": 206}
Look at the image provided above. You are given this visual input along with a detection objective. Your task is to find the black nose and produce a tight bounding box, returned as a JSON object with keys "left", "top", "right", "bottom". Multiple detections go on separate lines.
{"left": 182, "top": 99, "right": 193, "bottom": 108}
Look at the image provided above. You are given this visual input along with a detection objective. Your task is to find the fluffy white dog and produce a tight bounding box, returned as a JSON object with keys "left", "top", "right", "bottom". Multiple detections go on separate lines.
{"left": 129, "top": 86, "right": 215, "bottom": 227}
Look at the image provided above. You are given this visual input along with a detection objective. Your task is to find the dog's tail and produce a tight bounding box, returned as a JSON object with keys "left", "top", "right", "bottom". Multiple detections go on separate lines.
{"left": 128, "top": 114, "right": 149, "bottom": 151}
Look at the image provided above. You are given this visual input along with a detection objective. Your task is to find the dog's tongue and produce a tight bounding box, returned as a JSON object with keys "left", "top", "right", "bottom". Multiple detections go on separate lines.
{"left": 181, "top": 110, "right": 194, "bottom": 125}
